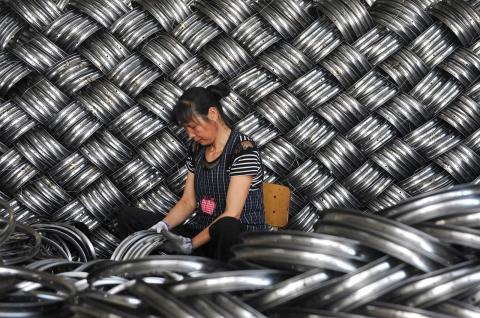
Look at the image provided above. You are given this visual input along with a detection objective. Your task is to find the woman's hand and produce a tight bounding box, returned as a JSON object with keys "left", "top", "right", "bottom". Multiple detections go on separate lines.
{"left": 162, "top": 231, "right": 193, "bottom": 254}
{"left": 149, "top": 220, "right": 169, "bottom": 233}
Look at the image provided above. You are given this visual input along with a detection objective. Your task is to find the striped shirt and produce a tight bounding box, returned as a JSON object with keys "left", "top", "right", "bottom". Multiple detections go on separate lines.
{"left": 186, "top": 134, "right": 263, "bottom": 189}
{"left": 185, "top": 129, "right": 266, "bottom": 231}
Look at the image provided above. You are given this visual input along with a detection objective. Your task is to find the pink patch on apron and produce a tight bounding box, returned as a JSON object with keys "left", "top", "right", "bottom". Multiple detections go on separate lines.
{"left": 200, "top": 197, "right": 216, "bottom": 215}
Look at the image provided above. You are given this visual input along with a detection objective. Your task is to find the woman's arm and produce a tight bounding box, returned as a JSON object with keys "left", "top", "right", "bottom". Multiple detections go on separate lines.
{"left": 191, "top": 174, "right": 253, "bottom": 248}
{"left": 161, "top": 171, "right": 197, "bottom": 229}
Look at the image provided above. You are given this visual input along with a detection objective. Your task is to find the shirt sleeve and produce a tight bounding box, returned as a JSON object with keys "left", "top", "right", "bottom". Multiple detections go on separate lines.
{"left": 185, "top": 142, "right": 196, "bottom": 173}
{"left": 229, "top": 146, "right": 261, "bottom": 177}
{"left": 186, "top": 154, "right": 195, "bottom": 173}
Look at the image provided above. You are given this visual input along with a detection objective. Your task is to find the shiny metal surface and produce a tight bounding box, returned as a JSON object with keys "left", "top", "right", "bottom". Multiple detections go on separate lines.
{"left": 32, "top": 222, "right": 96, "bottom": 262}
{"left": 167, "top": 269, "right": 288, "bottom": 296}
{"left": 385, "top": 259, "right": 478, "bottom": 302}
{"left": 128, "top": 281, "right": 200, "bottom": 317}
{"left": 240, "top": 230, "right": 376, "bottom": 262}
{"left": 361, "top": 302, "right": 452, "bottom": 318}
{"left": 301, "top": 257, "right": 408, "bottom": 310}
{"left": 111, "top": 229, "right": 165, "bottom": 261}
{"left": 315, "top": 210, "right": 461, "bottom": 272}
{"left": 435, "top": 300, "right": 480, "bottom": 318}
{"left": 87, "top": 255, "right": 227, "bottom": 284}
{"left": 231, "top": 244, "right": 363, "bottom": 273}
{"left": 418, "top": 223, "right": 480, "bottom": 249}
{"left": 286, "top": 203, "right": 320, "bottom": 232}
{"left": 404, "top": 264, "right": 480, "bottom": 308}
{"left": 0, "top": 200, "right": 15, "bottom": 247}
{"left": 384, "top": 184, "right": 480, "bottom": 224}
{"left": 246, "top": 268, "right": 334, "bottom": 311}
{"left": 0, "top": 186, "right": 480, "bottom": 315}
{"left": 2, "top": 0, "right": 480, "bottom": 315}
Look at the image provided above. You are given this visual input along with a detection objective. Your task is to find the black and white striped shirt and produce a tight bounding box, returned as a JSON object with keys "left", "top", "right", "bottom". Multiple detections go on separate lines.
{"left": 185, "top": 130, "right": 266, "bottom": 230}
{"left": 186, "top": 134, "right": 263, "bottom": 190}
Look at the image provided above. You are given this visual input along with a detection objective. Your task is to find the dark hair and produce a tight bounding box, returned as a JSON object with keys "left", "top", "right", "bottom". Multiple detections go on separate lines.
{"left": 173, "top": 84, "right": 230, "bottom": 125}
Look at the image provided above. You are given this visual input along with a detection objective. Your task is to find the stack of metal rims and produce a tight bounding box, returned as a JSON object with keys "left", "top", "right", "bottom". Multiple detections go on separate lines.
{"left": 1, "top": 0, "right": 480, "bottom": 315}
{"left": 1, "top": 0, "right": 480, "bottom": 237}
{"left": 0, "top": 185, "right": 480, "bottom": 316}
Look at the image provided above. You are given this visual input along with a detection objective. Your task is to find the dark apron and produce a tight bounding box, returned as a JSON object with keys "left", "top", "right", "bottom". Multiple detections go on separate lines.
{"left": 189, "top": 130, "right": 266, "bottom": 231}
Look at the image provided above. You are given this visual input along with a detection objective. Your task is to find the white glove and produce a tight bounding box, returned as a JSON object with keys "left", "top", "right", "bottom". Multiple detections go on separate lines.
{"left": 149, "top": 220, "right": 169, "bottom": 234}
{"left": 162, "top": 231, "right": 193, "bottom": 255}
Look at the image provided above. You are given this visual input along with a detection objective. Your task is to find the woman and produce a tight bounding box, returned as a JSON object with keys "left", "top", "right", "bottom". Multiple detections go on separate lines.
{"left": 118, "top": 84, "right": 266, "bottom": 261}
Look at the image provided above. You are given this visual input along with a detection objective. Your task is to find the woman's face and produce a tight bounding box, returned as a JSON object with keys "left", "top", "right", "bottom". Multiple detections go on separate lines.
{"left": 184, "top": 109, "right": 219, "bottom": 145}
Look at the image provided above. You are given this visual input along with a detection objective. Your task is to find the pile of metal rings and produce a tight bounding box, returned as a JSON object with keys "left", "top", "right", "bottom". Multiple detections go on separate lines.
{"left": 2, "top": 0, "right": 480, "bottom": 315}
{"left": 2, "top": 0, "right": 480, "bottom": 239}
{"left": 1, "top": 185, "right": 480, "bottom": 316}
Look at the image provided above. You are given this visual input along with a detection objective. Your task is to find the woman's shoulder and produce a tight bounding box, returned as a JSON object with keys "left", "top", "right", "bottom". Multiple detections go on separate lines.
{"left": 228, "top": 130, "right": 263, "bottom": 180}
{"left": 232, "top": 130, "right": 256, "bottom": 149}
{"left": 231, "top": 132, "right": 257, "bottom": 155}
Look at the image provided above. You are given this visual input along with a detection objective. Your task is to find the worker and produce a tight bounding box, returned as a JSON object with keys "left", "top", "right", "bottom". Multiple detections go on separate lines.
{"left": 117, "top": 84, "right": 267, "bottom": 261}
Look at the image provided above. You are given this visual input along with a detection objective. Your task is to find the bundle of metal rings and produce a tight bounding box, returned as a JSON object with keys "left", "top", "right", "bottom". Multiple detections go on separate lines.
{"left": 1, "top": 185, "right": 480, "bottom": 316}
{"left": 2, "top": 0, "right": 480, "bottom": 315}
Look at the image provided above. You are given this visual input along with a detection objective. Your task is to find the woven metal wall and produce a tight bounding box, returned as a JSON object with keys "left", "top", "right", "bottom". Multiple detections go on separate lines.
{"left": 2, "top": 0, "right": 480, "bottom": 251}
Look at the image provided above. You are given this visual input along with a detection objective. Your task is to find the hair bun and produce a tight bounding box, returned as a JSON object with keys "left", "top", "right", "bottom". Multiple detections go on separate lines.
{"left": 206, "top": 84, "right": 230, "bottom": 100}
